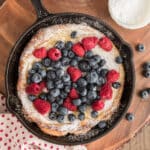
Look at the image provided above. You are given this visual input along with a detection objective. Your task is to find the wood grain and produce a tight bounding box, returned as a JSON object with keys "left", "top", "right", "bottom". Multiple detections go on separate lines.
{"left": 0, "top": 0, "right": 149, "bottom": 150}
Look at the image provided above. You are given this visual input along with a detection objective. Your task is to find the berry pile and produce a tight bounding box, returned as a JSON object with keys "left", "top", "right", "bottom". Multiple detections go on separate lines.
{"left": 25, "top": 31, "right": 121, "bottom": 123}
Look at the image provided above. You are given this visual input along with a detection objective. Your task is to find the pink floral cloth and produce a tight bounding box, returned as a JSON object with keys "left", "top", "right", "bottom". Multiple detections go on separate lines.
{"left": 0, "top": 93, "right": 86, "bottom": 150}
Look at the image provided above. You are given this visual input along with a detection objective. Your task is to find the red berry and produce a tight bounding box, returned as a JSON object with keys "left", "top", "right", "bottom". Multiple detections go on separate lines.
{"left": 67, "top": 66, "right": 82, "bottom": 82}
{"left": 63, "top": 97, "right": 77, "bottom": 111}
{"left": 33, "top": 47, "right": 47, "bottom": 58}
{"left": 33, "top": 99, "right": 51, "bottom": 115}
{"left": 26, "top": 83, "right": 41, "bottom": 95}
{"left": 72, "top": 43, "right": 85, "bottom": 57}
{"left": 48, "top": 48, "right": 62, "bottom": 61}
{"left": 106, "top": 69, "right": 120, "bottom": 83}
{"left": 82, "top": 36, "right": 99, "bottom": 51}
{"left": 92, "top": 100, "right": 105, "bottom": 111}
{"left": 98, "top": 37, "right": 113, "bottom": 51}
{"left": 69, "top": 88, "right": 79, "bottom": 99}
{"left": 100, "top": 83, "right": 112, "bottom": 100}
{"left": 39, "top": 81, "right": 46, "bottom": 90}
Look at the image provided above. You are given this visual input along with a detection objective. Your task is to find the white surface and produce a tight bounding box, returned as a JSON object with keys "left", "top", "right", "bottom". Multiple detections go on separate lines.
{"left": 108, "top": 0, "right": 150, "bottom": 29}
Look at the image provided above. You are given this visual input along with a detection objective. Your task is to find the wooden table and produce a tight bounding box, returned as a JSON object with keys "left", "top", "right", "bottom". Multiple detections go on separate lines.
{"left": 0, "top": 0, "right": 149, "bottom": 149}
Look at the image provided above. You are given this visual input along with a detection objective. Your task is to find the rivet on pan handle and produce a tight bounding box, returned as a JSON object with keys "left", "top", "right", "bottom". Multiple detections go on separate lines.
{"left": 31, "top": 0, "right": 51, "bottom": 20}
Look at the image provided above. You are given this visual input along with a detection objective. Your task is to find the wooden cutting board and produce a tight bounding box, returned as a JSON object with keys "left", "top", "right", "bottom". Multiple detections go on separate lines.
{"left": 0, "top": 0, "right": 149, "bottom": 149}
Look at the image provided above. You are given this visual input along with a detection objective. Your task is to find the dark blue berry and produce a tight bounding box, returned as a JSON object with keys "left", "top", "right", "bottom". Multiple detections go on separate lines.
{"left": 80, "top": 88, "right": 87, "bottom": 96}
{"left": 77, "top": 78, "right": 87, "bottom": 87}
{"left": 143, "top": 62, "right": 150, "bottom": 71}
{"left": 32, "top": 62, "right": 43, "bottom": 70}
{"left": 28, "top": 95, "right": 36, "bottom": 101}
{"left": 89, "top": 58, "right": 97, "bottom": 67}
{"left": 112, "top": 82, "right": 121, "bottom": 89}
{"left": 126, "top": 113, "right": 135, "bottom": 121}
{"left": 72, "top": 99, "right": 82, "bottom": 106}
{"left": 64, "top": 85, "right": 71, "bottom": 93}
{"left": 62, "top": 74, "right": 70, "bottom": 82}
{"left": 57, "top": 114, "right": 64, "bottom": 123}
{"left": 47, "top": 94, "right": 55, "bottom": 103}
{"left": 39, "top": 93, "right": 47, "bottom": 100}
{"left": 70, "top": 31, "right": 77, "bottom": 38}
{"left": 51, "top": 61, "right": 61, "bottom": 68}
{"left": 91, "top": 111, "right": 98, "bottom": 118}
{"left": 61, "top": 57, "right": 70, "bottom": 66}
{"left": 140, "top": 90, "right": 149, "bottom": 99}
{"left": 98, "top": 121, "right": 107, "bottom": 128}
{"left": 81, "top": 97, "right": 87, "bottom": 103}
{"left": 143, "top": 70, "right": 150, "bottom": 78}
{"left": 49, "top": 112, "right": 57, "bottom": 120}
{"left": 147, "top": 88, "right": 150, "bottom": 94}
{"left": 65, "top": 41, "right": 73, "bottom": 50}
{"left": 70, "top": 59, "right": 78, "bottom": 66}
{"left": 86, "top": 71, "right": 98, "bottom": 83}
{"left": 47, "top": 70, "right": 56, "bottom": 80}
{"left": 78, "top": 113, "right": 85, "bottom": 120}
{"left": 115, "top": 56, "right": 123, "bottom": 64}
{"left": 68, "top": 114, "right": 76, "bottom": 122}
{"left": 97, "top": 77, "right": 105, "bottom": 86}
{"left": 29, "top": 69, "right": 36, "bottom": 74}
{"left": 55, "top": 41, "right": 65, "bottom": 50}
{"left": 47, "top": 80, "right": 54, "bottom": 89}
{"left": 31, "top": 73, "right": 42, "bottom": 83}
{"left": 56, "top": 98, "right": 64, "bottom": 105}
{"left": 78, "top": 104, "right": 86, "bottom": 113}
{"left": 50, "top": 89, "right": 60, "bottom": 97}
{"left": 42, "top": 58, "right": 51, "bottom": 67}
{"left": 136, "top": 44, "right": 144, "bottom": 52}
{"left": 51, "top": 102, "right": 59, "bottom": 112}
{"left": 56, "top": 69, "right": 64, "bottom": 78}
{"left": 68, "top": 51, "right": 75, "bottom": 58}
{"left": 58, "top": 106, "right": 68, "bottom": 115}
{"left": 62, "top": 49, "right": 68, "bottom": 57}
{"left": 85, "top": 51, "right": 93, "bottom": 58}
{"left": 60, "top": 91, "right": 68, "bottom": 99}
{"left": 38, "top": 69, "right": 46, "bottom": 78}
{"left": 87, "top": 91, "right": 97, "bottom": 100}
{"left": 55, "top": 80, "right": 64, "bottom": 89}
{"left": 87, "top": 84, "right": 97, "bottom": 91}
{"left": 92, "top": 55, "right": 101, "bottom": 63}
{"left": 100, "top": 69, "right": 108, "bottom": 77}
{"left": 99, "top": 59, "right": 106, "bottom": 67}
{"left": 72, "top": 83, "right": 77, "bottom": 88}
{"left": 79, "top": 60, "right": 91, "bottom": 72}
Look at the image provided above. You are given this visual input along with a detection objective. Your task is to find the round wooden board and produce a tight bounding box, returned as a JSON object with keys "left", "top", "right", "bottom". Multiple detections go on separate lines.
{"left": 0, "top": 0, "right": 150, "bottom": 149}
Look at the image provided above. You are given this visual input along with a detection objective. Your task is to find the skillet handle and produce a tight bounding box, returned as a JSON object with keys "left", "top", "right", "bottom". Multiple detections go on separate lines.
{"left": 31, "top": 0, "right": 51, "bottom": 20}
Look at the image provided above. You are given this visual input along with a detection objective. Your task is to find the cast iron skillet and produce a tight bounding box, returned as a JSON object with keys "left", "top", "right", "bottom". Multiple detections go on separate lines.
{"left": 5, "top": 0, "right": 135, "bottom": 145}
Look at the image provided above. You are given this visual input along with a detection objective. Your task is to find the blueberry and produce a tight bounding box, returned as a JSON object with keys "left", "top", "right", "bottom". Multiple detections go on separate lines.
{"left": 79, "top": 60, "right": 91, "bottom": 72}
{"left": 92, "top": 55, "right": 101, "bottom": 63}
{"left": 55, "top": 41, "right": 65, "bottom": 50}
{"left": 47, "top": 80, "right": 54, "bottom": 89}
{"left": 32, "top": 62, "right": 43, "bottom": 70}
{"left": 64, "top": 85, "right": 71, "bottom": 93}
{"left": 143, "top": 70, "right": 150, "bottom": 78}
{"left": 74, "top": 56, "right": 82, "bottom": 61}
{"left": 99, "top": 69, "right": 108, "bottom": 77}
{"left": 56, "top": 69, "right": 64, "bottom": 78}
{"left": 125, "top": 113, "right": 135, "bottom": 121}
{"left": 147, "top": 88, "right": 150, "bottom": 94}
{"left": 98, "top": 121, "right": 107, "bottom": 128}
{"left": 92, "top": 64, "right": 99, "bottom": 69}
{"left": 49, "top": 112, "right": 57, "bottom": 120}
{"left": 99, "top": 59, "right": 106, "bottom": 67}
{"left": 140, "top": 90, "right": 149, "bottom": 99}
{"left": 56, "top": 98, "right": 64, "bottom": 105}
{"left": 51, "top": 61, "right": 61, "bottom": 68}
{"left": 68, "top": 114, "right": 76, "bottom": 122}
{"left": 136, "top": 44, "right": 145, "bottom": 52}
{"left": 78, "top": 113, "right": 85, "bottom": 120}
{"left": 62, "top": 49, "right": 68, "bottom": 57}
{"left": 58, "top": 106, "right": 68, "bottom": 115}
{"left": 47, "top": 94, "right": 55, "bottom": 103}
{"left": 61, "top": 57, "right": 70, "bottom": 66}
{"left": 55, "top": 80, "right": 64, "bottom": 89}
{"left": 68, "top": 51, "right": 75, "bottom": 58}
{"left": 31, "top": 73, "right": 42, "bottom": 83}
{"left": 51, "top": 102, "right": 59, "bottom": 112}
{"left": 112, "top": 82, "right": 121, "bottom": 89}
{"left": 28, "top": 95, "right": 36, "bottom": 101}
{"left": 38, "top": 69, "right": 46, "bottom": 78}
{"left": 64, "top": 81, "right": 71, "bottom": 86}
{"left": 60, "top": 91, "right": 68, "bottom": 99}
{"left": 65, "top": 41, "right": 73, "bottom": 50}
{"left": 97, "top": 77, "right": 105, "bottom": 86}
{"left": 70, "top": 31, "right": 77, "bottom": 38}
{"left": 47, "top": 70, "right": 56, "bottom": 80}
{"left": 87, "top": 84, "right": 97, "bottom": 91}
{"left": 78, "top": 104, "right": 86, "bottom": 113}
{"left": 91, "top": 111, "right": 98, "bottom": 118}
{"left": 115, "top": 56, "right": 123, "bottom": 64}
{"left": 29, "top": 69, "right": 36, "bottom": 74}
{"left": 62, "top": 74, "right": 70, "bottom": 82}
{"left": 87, "top": 91, "right": 97, "bottom": 100}
{"left": 81, "top": 97, "right": 87, "bottom": 103}
{"left": 89, "top": 58, "right": 97, "bottom": 67}
{"left": 70, "top": 59, "right": 78, "bottom": 66}
{"left": 72, "top": 99, "right": 82, "bottom": 106}
{"left": 50, "top": 89, "right": 60, "bottom": 97}
{"left": 80, "top": 88, "right": 87, "bottom": 96}
{"left": 39, "top": 93, "right": 47, "bottom": 100}
{"left": 42, "top": 58, "right": 51, "bottom": 67}
{"left": 77, "top": 78, "right": 87, "bottom": 87}
{"left": 57, "top": 114, "right": 64, "bottom": 123}
{"left": 85, "top": 51, "right": 93, "bottom": 58}
{"left": 143, "top": 62, "right": 150, "bottom": 71}
{"left": 72, "top": 83, "right": 77, "bottom": 88}
{"left": 86, "top": 71, "right": 98, "bottom": 83}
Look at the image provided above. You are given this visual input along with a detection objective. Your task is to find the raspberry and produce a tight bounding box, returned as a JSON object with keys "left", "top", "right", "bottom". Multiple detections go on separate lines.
{"left": 48, "top": 48, "right": 62, "bottom": 61}
{"left": 82, "top": 36, "right": 99, "bottom": 51}
{"left": 92, "top": 100, "right": 105, "bottom": 111}
{"left": 67, "top": 66, "right": 82, "bottom": 82}
{"left": 98, "top": 37, "right": 113, "bottom": 51}
{"left": 100, "top": 83, "right": 112, "bottom": 100}
{"left": 72, "top": 43, "right": 85, "bottom": 57}
{"left": 39, "top": 81, "right": 46, "bottom": 90}
{"left": 69, "top": 88, "right": 79, "bottom": 99}
{"left": 33, "top": 99, "right": 51, "bottom": 115}
{"left": 106, "top": 69, "right": 120, "bottom": 83}
{"left": 63, "top": 97, "right": 77, "bottom": 111}
{"left": 33, "top": 47, "right": 47, "bottom": 58}
{"left": 26, "top": 83, "right": 41, "bottom": 95}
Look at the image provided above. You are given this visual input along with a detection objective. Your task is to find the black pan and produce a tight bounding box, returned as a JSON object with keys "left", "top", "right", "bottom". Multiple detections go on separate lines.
{"left": 5, "top": 0, "right": 135, "bottom": 145}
